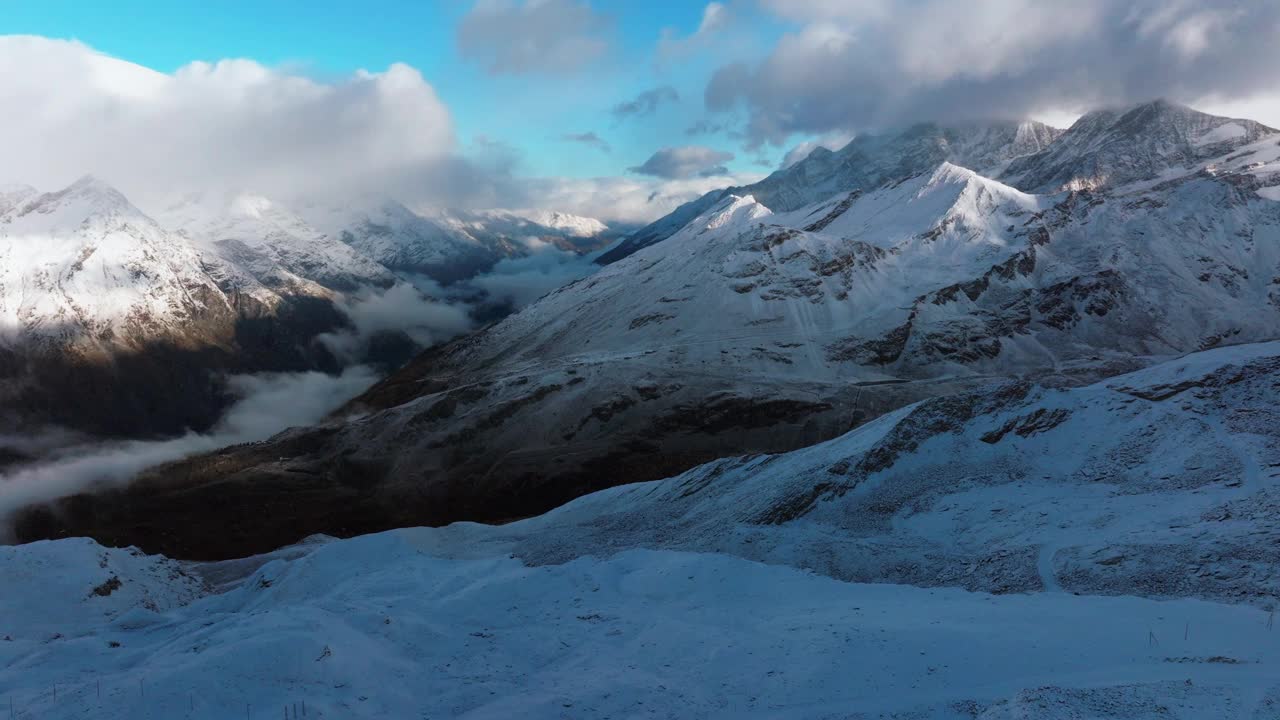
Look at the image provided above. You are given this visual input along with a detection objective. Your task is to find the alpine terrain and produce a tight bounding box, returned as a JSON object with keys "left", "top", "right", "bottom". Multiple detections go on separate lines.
{"left": 9, "top": 8, "right": 1280, "bottom": 719}
{"left": 13, "top": 100, "right": 1280, "bottom": 560}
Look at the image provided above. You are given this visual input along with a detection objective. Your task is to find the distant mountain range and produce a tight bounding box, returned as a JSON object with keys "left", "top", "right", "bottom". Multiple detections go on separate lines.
{"left": 14, "top": 99, "right": 1280, "bottom": 558}
{"left": 0, "top": 178, "right": 617, "bottom": 437}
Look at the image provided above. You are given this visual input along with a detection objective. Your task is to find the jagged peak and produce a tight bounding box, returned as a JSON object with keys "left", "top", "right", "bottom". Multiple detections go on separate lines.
{"left": 912, "top": 162, "right": 1038, "bottom": 214}
{"left": 1068, "top": 97, "right": 1273, "bottom": 136}
{"left": 694, "top": 193, "right": 772, "bottom": 234}
{"left": 925, "top": 161, "right": 979, "bottom": 185}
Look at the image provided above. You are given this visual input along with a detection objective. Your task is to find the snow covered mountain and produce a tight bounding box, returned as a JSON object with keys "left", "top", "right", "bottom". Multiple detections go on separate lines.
{"left": 7, "top": 342, "right": 1280, "bottom": 718}
{"left": 1005, "top": 98, "right": 1278, "bottom": 192}
{"left": 299, "top": 198, "right": 520, "bottom": 284}
{"left": 598, "top": 118, "right": 1063, "bottom": 263}
{"left": 0, "top": 177, "right": 252, "bottom": 435}
{"left": 12, "top": 100, "right": 1280, "bottom": 557}
{"left": 300, "top": 200, "right": 615, "bottom": 283}
{"left": 0, "top": 180, "right": 385, "bottom": 437}
{"left": 0, "top": 173, "right": 619, "bottom": 439}
{"left": 158, "top": 192, "right": 398, "bottom": 295}
{"left": 604, "top": 101, "right": 1274, "bottom": 264}
{"left": 0, "top": 177, "right": 234, "bottom": 353}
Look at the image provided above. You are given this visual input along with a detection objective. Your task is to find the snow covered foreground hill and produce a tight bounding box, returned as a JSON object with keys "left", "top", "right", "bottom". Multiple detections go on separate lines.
{"left": 5, "top": 342, "right": 1280, "bottom": 718}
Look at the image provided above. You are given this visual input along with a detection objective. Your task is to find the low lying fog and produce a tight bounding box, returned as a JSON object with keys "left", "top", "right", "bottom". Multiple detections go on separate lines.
{"left": 0, "top": 367, "right": 378, "bottom": 538}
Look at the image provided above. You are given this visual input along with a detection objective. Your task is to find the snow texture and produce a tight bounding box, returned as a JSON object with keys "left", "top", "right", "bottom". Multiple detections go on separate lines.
{"left": 4, "top": 343, "right": 1280, "bottom": 718}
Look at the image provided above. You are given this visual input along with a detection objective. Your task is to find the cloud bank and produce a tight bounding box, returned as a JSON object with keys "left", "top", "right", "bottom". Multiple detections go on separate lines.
{"left": 319, "top": 283, "right": 475, "bottom": 362}
{"left": 0, "top": 35, "right": 747, "bottom": 226}
{"left": 0, "top": 366, "right": 379, "bottom": 535}
{"left": 0, "top": 35, "right": 463, "bottom": 207}
{"left": 710, "top": 0, "right": 1280, "bottom": 146}
{"left": 470, "top": 241, "right": 598, "bottom": 308}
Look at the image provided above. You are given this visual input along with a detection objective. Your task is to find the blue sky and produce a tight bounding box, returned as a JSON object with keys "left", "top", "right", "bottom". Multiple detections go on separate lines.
{"left": 4, "top": 1, "right": 789, "bottom": 179}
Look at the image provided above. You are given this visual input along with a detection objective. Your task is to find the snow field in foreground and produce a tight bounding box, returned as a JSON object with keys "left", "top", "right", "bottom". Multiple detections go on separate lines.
{"left": 3, "top": 531, "right": 1279, "bottom": 719}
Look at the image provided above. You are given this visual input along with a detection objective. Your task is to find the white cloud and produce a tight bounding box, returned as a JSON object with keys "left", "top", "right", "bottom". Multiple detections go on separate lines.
{"left": 0, "top": 35, "right": 459, "bottom": 207}
{"left": 470, "top": 244, "right": 597, "bottom": 308}
{"left": 457, "top": 0, "right": 611, "bottom": 75}
{"left": 713, "top": 0, "right": 1280, "bottom": 145}
{"left": 0, "top": 366, "right": 379, "bottom": 532}
{"left": 318, "top": 283, "right": 475, "bottom": 362}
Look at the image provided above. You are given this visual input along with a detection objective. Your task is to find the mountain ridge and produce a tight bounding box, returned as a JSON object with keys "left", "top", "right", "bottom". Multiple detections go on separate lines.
{"left": 10, "top": 100, "right": 1280, "bottom": 557}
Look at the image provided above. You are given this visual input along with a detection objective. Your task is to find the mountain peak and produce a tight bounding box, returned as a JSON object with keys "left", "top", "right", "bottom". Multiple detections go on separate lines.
{"left": 10, "top": 175, "right": 144, "bottom": 226}
{"left": 66, "top": 174, "right": 123, "bottom": 196}
{"left": 1005, "top": 100, "right": 1278, "bottom": 192}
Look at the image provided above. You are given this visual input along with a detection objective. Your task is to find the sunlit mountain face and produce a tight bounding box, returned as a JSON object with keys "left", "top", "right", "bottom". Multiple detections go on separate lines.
{"left": 4, "top": 3, "right": 1280, "bottom": 717}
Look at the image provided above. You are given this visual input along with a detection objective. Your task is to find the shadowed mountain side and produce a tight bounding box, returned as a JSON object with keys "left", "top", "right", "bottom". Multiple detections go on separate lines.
{"left": 0, "top": 294, "right": 348, "bottom": 438}
{"left": 11, "top": 362, "right": 986, "bottom": 559}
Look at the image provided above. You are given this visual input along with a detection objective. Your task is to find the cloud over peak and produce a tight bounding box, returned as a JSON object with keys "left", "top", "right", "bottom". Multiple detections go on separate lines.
{"left": 710, "top": 0, "right": 1280, "bottom": 146}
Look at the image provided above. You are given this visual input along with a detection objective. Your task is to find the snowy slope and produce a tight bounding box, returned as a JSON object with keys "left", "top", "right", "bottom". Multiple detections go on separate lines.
{"left": 3, "top": 541, "right": 1279, "bottom": 719}
{"left": 481, "top": 341, "right": 1280, "bottom": 604}
{"left": 517, "top": 208, "right": 609, "bottom": 238}
{"left": 5, "top": 344, "right": 1280, "bottom": 718}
